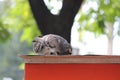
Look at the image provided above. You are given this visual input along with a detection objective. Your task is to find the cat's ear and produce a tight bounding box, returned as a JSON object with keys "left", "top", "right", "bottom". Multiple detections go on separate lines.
{"left": 38, "top": 35, "right": 43, "bottom": 37}
{"left": 32, "top": 40, "right": 36, "bottom": 42}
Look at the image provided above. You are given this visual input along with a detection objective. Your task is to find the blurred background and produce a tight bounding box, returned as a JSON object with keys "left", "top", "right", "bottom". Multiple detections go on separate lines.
{"left": 0, "top": 0, "right": 120, "bottom": 80}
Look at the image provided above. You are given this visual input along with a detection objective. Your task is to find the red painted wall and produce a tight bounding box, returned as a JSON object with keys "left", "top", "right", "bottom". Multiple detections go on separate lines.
{"left": 25, "top": 64, "right": 120, "bottom": 80}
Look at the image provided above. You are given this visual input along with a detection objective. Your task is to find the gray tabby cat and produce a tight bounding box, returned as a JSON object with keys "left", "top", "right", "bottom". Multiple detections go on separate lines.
{"left": 33, "top": 34, "right": 72, "bottom": 55}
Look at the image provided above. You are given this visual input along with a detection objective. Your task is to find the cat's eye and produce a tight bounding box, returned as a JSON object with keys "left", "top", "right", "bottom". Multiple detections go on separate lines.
{"left": 41, "top": 46, "right": 44, "bottom": 49}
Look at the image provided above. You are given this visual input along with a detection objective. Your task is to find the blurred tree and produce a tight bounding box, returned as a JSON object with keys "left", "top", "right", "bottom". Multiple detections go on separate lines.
{"left": 28, "top": 0, "right": 83, "bottom": 42}
{"left": 79, "top": 0, "right": 120, "bottom": 55}
{"left": 0, "top": 0, "right": 11, "bottom": 42}
{"left": 0, "top": 30, "right": 32, "bottom": 80}
{"left": 1, "top": 0, "right": 84, "bottom": 43}
{"left": 0, "top": 0, "right": 37, "bottom": 80}
{"left": 0, "top": 0, "right": 41, "bottom": 43}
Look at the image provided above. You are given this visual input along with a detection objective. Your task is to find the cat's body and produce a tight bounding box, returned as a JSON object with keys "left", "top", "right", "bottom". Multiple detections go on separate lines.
{"left": 33, "top": 34, "right": 72, "bottom": 55}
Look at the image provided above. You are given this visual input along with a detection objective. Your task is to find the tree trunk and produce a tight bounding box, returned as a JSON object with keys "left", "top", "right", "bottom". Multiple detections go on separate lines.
{"left": 28, "top": 0, "right": 83, "bottom": 43}
{"left": 107, "top": 24, "right": 114, "bottom": 55}
{"left": 107, "top": 36, "right": 113, "bottom": 55}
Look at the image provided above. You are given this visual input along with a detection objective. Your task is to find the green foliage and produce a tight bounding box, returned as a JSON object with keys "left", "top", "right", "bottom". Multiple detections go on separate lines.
{"left": 78, "top": 0, "right": 120, "bottom": 37}
{"left": 9, "top": 0, "right": 41, "bottom": 43}
{"left": 0, "top": 0, "right": 41, "bottom": 43}
{"left": 0, "top": 0, "right": 11, "bottom": 42}
{"left": 78, "top": 0, "right": 120, "bottom": 54}
{"left": 0, "top": 19, "right": 11, "bottom": 42}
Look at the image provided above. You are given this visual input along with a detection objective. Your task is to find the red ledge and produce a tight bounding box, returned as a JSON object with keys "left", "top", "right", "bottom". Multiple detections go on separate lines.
{"left": 19, "top": 55, "right": 120, "bottom": 64}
